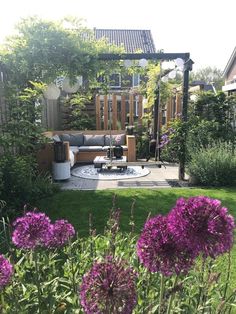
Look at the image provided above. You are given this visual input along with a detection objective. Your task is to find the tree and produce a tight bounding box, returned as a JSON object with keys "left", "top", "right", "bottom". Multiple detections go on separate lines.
{"left": 0, "top": 16, "right": 122, "bottom": 88}
{"left": 190, "top": 66, "right": 224, "bottom": 91}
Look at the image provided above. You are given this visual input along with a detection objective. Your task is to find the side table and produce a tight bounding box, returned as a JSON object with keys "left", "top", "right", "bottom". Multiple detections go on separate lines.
{"left": 52, "top": 161, "right": 71, "bottom": 180}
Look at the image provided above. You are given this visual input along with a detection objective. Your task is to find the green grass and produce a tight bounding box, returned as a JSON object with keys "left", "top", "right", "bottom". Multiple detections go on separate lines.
{"left": 38, "top": 187, "right": 236, "bottom": 237}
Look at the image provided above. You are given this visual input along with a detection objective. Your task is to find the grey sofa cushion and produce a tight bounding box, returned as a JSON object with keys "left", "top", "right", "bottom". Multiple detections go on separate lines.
{"left": 60, "top": 133, "right": 84, "bottom": 146}
{"left": 105, "top": 134, "right": 126, "bottom": 146}
{"left": 59, "top": 133, "right": 71, "bottom": 142}
{"left": 79, "top": 146, "right": 103, "bottom": 152}
{"left": 68, "top": 134, "right": 84, "bottom": 146}
{"left": 84, "top": 135, "right": 105, "bottom": 146}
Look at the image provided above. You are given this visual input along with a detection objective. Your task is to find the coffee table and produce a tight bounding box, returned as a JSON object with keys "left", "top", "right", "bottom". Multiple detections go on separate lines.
{"left": 93, "top": 156, "right": 127, "bottom": 171}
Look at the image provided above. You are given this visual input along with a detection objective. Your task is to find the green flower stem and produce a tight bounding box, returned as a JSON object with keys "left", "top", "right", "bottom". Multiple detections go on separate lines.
{"left": 159, "top": 273, "right": 165, "bottom": 314}
{"left": 196, "top": 257, "right": 206, "bottom": 311}
{"left": 1, "top": 293, "right": 5, "bottom": 313}
{"left": 67, "top": 241, "right": 79, "bottom": 307}
{"left": 223, "top": 251, "right": 231, "bottom": 300}
{"left": 166, "top": 275, "right": 179, "bottom": 314}
{"left": 33, "top": 250, "right": 43, "bottom": 312}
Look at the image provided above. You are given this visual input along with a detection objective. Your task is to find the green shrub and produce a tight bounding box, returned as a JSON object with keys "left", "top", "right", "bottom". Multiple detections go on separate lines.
{"left": 186, "top": 119, "right": 235, "bottom": 155}
{"left": 160, "top": 118, "right": 187, "bottom": 163}
{"left": 0, "top": 155, "right": 58, "bottom": 213}
{"left": 187, "top": 142, "right": 236, "bottom": 186}
{"left": 136, "top": 132, "right": 150, "bottom": 159}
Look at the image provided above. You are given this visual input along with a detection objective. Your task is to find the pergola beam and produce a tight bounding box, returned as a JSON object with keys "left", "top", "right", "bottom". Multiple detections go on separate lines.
{"left": 98, "top": 52, "right": 190, "bottom": 61}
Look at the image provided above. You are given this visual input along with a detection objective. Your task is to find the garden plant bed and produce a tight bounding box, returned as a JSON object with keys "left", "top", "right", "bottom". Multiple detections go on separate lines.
{"left": 1, "top": 188, "right": 236, "bottom": 313}
{"left": 0, "top": 187, "right": 235, "bottom": 313}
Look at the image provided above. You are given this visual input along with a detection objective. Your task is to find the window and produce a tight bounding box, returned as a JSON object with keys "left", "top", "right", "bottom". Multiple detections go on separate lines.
{"left": 109, "top": 73, "right": 121, "bottom": 88}
{"left": 132, "top": 73, "right": 140, "bottom": 87}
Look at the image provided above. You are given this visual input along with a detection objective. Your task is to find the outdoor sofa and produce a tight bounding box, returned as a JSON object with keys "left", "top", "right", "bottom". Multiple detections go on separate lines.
{"left": 37, "top": 130, "right": 136, "bottom": 172}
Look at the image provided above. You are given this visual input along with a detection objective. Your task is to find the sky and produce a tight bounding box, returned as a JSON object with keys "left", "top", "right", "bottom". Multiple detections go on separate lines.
{"left": 0, "top": 0, "right": 235, "bottom": 72}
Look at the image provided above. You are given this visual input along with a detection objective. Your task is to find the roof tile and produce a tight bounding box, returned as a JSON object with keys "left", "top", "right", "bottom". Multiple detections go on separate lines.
{"left": 94, "top": 29, "right": 156, "bottom": 53}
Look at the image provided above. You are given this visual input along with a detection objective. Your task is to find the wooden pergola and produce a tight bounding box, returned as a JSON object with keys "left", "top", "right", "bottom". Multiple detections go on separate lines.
{"left": 97, "top": 52, "right": 194, "bottom": 180}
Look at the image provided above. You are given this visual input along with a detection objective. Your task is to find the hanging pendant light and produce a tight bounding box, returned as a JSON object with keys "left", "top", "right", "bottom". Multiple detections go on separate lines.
{"left": 43, "top": 83, "right": 60, "bottom": 100}
{"left": 139, "top": 58, "right": 148, "bottom": 68}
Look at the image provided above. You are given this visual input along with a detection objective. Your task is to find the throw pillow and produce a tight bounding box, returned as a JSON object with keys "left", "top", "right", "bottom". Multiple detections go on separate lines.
{"left": 105, "top": 134, "right": 126, "bottom": 146}
{"left": 52, "top": 134, "right": 61, "bottom": 142}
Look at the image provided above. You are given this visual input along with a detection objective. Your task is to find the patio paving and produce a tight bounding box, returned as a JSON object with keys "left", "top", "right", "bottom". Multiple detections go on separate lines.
{"left": 57, "top": 163, "right": 189, "bottom": 190}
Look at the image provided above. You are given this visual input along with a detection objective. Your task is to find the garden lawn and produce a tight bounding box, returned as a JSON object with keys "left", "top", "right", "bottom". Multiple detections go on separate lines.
{"left": 38, "top": 187, "right": 236, "bottom": 290}
{"left": 38, "top": 187, "right": 236, "bottom": 236}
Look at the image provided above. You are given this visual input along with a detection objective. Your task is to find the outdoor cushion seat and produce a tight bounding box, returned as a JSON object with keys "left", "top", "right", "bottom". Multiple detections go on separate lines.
{"left": 38, "top": 131, "right": 136, "bottom": 171}
{"left": 78, "top": 145, "right": 104, "bottom": 152}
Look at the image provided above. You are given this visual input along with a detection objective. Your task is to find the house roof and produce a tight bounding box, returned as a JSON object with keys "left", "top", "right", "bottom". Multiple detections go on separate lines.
{"left": 94, "top": 29, "right": 156, "bottom": 53}
{"left": 223, "top": 46, "right": 236, "bottom": 77}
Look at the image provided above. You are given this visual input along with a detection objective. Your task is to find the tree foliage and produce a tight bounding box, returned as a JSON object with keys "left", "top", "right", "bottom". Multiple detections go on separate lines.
{"left": 0, "top": 16, "right": 122, "bottom": 88}
{"left": 190, "top": 66, "right": 224, "bottom": 91}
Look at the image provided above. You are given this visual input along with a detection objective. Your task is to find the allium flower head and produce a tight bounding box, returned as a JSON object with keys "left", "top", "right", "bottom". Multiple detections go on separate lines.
{"left": 80, "top": 256, "right": 137, "bottom": 314}
{"left": 137, "top": 215, "right": 195, "bottom": 276}
{"left": 168, "top": 196, "right": 235, "bottom": 258}
{"left": 0, "top": 254, "right": 13, "bottom": 290}
{"left": 47, "top": 219, "right": 75, "bottom": 248}
{"left": 12, "top": 211, "right": 52, "bottom": 249}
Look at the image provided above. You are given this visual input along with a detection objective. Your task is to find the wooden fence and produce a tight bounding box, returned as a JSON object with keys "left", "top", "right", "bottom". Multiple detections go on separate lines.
{"left": 95, "top": 93, "right": 143, "bottom": 130}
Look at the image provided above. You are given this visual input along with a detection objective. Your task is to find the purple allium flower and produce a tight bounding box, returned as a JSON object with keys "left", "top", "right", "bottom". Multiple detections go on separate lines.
{"left": 168, "top": 196, "right": 235, "bottom": 258}
{"left": 0, "top": 255, "right": 13, "bottom": 290}
{"left": 137, "top": 215, "right": 195, "bottom": 276}
{"left": 12, "top": 211, "right": 52, "bottom": 249}
{"left": 47, "top": 219, "right": 75, "bottom": 248}
{"left": 80, "top": 256, "right": 137, "bottom": 314}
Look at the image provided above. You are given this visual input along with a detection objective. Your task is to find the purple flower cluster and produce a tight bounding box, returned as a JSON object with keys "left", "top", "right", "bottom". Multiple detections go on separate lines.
{"left": 46, "top": 219, "right": 75, "bottom": 248}
{"left": 168, "top": 196, "right": 235, "bottom": 258}
{"left": 159, "top": 128, "right": 175, "bottom": 148}
{"left": 137, "top": 215, "right": 194, "bottom": 276}
{"left": 12, "top": 212, "right": 52, "bottom": 249}
{"left": 12, "top": 211, "right": 75, "bottom": 250}
{"left": 0, "top": 254, "right": 13, "bottom": 290}
{"left": 80, "top": 256, "right": 137, "bottom": 314}
{"left": 137, "top": 196, "right": 235, "bottom": 276}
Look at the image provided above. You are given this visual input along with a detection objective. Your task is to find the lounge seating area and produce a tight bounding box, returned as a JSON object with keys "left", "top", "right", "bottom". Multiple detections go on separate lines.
{"left": 37, "top": 130, "right": 136, "bottom": 172}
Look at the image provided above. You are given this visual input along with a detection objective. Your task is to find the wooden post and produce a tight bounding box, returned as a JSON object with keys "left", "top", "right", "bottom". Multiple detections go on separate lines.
{"left": 129, "top": 93, "right": 134, "bottom": 125}
{"left": 104, "top": 95, "right": 108, "bottom": 130}
{"left": 96, "top": 95, "right": 101, "bottom": 130}
{"left": 159, "top": 110, "right": 162, "bottom": 130}
{"left": 176, "top": 93, "right": 182, "bottom": 116}
{"left": 126, "top": 135, "right": 136, "bottom": 161}
{"left": 112, "top": 93, "right": 117, "bottom": 130}
{"left": 166, "top": 98, "right": 172, "bottom": 126}
{"left": 138, "top": 95, "right": 143, "bottom": 127}
{"left": 121, "top": 94, "right": 126, "bottom": 129}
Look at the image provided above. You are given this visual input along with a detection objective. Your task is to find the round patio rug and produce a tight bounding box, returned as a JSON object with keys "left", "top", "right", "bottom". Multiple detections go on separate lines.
{"left": 71, "top": 165, "right": 150, "bottom": 180}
